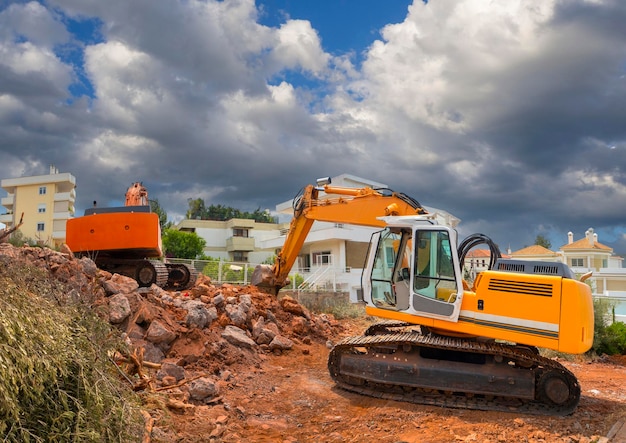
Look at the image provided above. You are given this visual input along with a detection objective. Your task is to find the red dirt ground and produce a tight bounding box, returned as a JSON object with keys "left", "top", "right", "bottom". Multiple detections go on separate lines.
{"left": 149, "top": 317, "right": 626, "bottom": 443}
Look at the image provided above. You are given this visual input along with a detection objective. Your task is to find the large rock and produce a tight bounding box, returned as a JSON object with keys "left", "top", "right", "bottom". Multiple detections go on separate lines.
{"left": 252, "top": 317, "right": 278, "bottom": 345}
{"left": 146, "top": 320, "right": 177, "bottom": 345}
{"left": 221, "top": 325, "right": 256, "bottom": 349}
{"left": 225, "top": 303, "right": 247, "bottom": 327}
{"left": 280, "top": 296, "right": 310, "bottom": 320}
{"left": 109, "top": 294, "right": 131, "bottom": 324}
{"left": 103, "top": 273, "right": 139, "bottom": 295}
{"left": 269, "top": 334, "right": 294, "bottom": 352}
{"left": 183, "top": 300, "right": 210, "bottom": 329}
{"left": 157, "top": 362, "right": 186, "bottom": 382}
{"left": 188, "top": 377, "right": 220, "bottom": 401}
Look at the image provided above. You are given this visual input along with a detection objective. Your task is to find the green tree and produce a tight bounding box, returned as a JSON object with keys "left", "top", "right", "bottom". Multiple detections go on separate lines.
{"left": 162, "top": 229, "right": 206, "bottom": 259}
{"left": 150, "top": 198, "right": 171, "bottom": 230}
{"left": 185, "top": 197, "right": 277, "bottom": 223}
{"left": 534, "top": 234, "right": 551, "bottom": 249}
{"left": 186, "top": 198, "right": 206, "bottom": 220}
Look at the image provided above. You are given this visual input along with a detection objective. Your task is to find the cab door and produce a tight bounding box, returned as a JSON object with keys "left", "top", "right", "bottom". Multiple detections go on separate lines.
{"left": 363, "top": 225, "right": 463, "bottom": 322}
{"left": 410, "top": 225, "right": 463, "bottom": 322}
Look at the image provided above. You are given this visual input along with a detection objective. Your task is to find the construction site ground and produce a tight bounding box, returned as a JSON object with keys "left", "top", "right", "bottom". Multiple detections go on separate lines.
{"left": 158, "top": 317, "right": 626, "bottom": 443}
{"left": 1, "top": 243, "right": 625, "bottom": 443}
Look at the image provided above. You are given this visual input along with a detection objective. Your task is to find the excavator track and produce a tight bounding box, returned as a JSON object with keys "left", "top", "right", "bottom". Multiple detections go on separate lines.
{"left": 165, "top": 263, "right": 199, "bottom": 290}
{"left": 328, "top": 324, "right": 580, "bottom": 416}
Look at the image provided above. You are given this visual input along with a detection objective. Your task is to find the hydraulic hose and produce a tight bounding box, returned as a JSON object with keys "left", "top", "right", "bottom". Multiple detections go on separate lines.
{"left": 458, "top": 233, "right": 502, "bottom": 270}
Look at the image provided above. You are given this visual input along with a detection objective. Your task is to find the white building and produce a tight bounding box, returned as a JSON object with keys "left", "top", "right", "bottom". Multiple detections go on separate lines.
{"left": 175, "top": 217, "right": 281, "bottom": 264}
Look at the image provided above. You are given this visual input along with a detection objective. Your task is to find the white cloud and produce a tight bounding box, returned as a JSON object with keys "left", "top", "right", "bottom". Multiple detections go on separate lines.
{"left": 270, "top": 20, "right": 330, "bottom": 76}
{"left": 0, "top": 2, "right": 70, "bottom": 47}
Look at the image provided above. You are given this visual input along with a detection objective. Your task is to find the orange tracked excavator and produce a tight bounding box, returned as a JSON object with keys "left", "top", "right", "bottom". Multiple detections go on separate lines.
{"left": 66, "top": 182, "right": 197, "bottom": 290}
{"left": 251, "top": 177, "right": 594, "bottom": 415}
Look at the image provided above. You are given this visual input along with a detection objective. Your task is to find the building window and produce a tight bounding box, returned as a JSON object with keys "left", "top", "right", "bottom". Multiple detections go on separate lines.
{"left": 38, "top": 204, "right": 46, "bottom": 213}
{"left": 233, "top": 251, "right": 247, "bottom": 262}
{"left": 39, "top": 186, "right": 47, "bottom": 195}
{"left": 37, "top": 222, "right": 45, "bottom": 232}
{"left": 312, "top": 251, "right": 332, "bottom": 265}
{"left": 233, "top": 228, "right": 249, "bottom": 237}
{"left": 571, "top": 258, "right": 584, "bottom": 267}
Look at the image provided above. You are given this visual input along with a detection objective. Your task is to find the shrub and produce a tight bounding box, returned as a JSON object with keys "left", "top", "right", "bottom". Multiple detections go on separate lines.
{"left": 591, "top": 297, "right": 626, "bottom": 356}
{"left": 594, "top": 321, "right": 626, "bottom": 356}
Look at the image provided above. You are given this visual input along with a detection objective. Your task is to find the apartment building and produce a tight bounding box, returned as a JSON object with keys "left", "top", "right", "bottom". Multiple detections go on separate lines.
{"left": 0, "top": 165, "right": 76, "bottom": 247}
{"left": 176, "top": 217, "right": 282, "bottom": 264}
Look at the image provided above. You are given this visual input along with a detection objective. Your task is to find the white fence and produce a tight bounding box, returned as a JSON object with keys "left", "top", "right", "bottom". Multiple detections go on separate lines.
{"left": 166, "top": 258, "right": 357, "bottom": 293}
{"left": 166, "top": 258, "right": 262, "bottom": 285}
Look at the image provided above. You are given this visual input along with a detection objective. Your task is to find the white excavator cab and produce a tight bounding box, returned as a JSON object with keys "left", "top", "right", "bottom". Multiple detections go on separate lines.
{"left": 361, "top": 216, "right": 464, "bottom": 322}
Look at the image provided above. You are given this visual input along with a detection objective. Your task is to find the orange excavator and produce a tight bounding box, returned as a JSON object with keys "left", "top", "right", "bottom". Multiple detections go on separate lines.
{"left": 66, "top": 182, "right": 197, "bottom": 290}
{"left": 252, "top": 177, "right": 594, "bottom": 415}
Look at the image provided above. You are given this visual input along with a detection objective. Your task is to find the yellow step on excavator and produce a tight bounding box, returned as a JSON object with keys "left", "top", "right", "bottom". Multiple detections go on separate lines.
{"left": 251, "top": 177, "right": 594, "bottom": 415}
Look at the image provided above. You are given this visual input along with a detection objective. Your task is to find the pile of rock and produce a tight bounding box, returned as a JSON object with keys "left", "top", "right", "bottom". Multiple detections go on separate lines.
{"left": 0, "top": 243, "right": 341, "bottom": 406}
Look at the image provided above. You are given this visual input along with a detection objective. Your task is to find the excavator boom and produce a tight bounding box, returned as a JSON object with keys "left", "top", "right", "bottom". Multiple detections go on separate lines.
{"left": 251, "top": 178, "right": 427, "bottom": 291}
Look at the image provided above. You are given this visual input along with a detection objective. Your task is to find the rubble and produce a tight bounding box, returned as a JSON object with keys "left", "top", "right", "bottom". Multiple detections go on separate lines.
{"left": 0, "top": 242, "right": 340, "bottom": 391}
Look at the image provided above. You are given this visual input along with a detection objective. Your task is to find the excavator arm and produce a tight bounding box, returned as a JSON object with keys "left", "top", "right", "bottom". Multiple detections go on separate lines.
{"left": 251, "top": 178, "right": 427, "bottom": 292}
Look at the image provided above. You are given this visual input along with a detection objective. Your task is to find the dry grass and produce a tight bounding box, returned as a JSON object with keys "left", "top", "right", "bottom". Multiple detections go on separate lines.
{"left": 0, "top": 256, "right": 143, "bottom": 442}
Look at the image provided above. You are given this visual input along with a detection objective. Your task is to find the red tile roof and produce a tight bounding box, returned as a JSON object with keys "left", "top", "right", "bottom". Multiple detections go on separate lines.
{"left": 511, "top": 245, "right": 556, "bottom": 256}
{"left": 560, "top": 238, "right": 612, "bottom": 251}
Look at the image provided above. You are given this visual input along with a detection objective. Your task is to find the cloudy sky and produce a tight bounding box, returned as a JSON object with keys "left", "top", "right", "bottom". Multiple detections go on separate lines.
{"left": 1, "top": 0, "right": 625, "bottom": 255}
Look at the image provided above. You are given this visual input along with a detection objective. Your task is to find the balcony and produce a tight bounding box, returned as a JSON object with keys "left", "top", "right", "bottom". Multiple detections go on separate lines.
{"left": 52, "top": 230, "right": 67, "bottom": 240}
{"left": 0, "top": 213, "right": 13, "bottom": 225}
{"left": 1, "top": 194, "right": 14, "bottom": 209}
{"left": 226, "top": 236, "right": 255, "bottom": 252}
{"left": 226, "top": 218, "right": 255, "bottom": 229}
{"left": 54, "top": 190, "right": 76, "bottom": 203}
{"left": 52, "top": 211, "right": 73, "bottom": 221}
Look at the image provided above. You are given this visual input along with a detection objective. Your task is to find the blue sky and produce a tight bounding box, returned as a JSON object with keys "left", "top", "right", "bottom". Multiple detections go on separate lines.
{"left": 1, "top": 0, "right": 625, "bottom": 255}
{"left": 257, "top": 0, "right": 413, "bottom": 58}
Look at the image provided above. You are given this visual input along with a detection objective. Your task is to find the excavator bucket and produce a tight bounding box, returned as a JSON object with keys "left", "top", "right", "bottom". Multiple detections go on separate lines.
{"left": 251, "top": 264, "right": 289, "bottom": 295}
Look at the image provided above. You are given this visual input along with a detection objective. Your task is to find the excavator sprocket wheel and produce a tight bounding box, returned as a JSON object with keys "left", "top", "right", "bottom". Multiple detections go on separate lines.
{"left": 136, "top": 260, "right": 169, "bottom": 287}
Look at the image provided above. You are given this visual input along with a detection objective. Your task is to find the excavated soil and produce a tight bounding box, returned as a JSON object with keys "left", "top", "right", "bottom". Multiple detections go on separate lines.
{"left": 1, "top": 243, "right": 625, "bottom": 443}
{"left": 156, "top": 327, "right": 626, "bottom": 443}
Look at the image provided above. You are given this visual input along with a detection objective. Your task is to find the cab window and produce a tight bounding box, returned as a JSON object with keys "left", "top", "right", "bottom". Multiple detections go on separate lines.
{"left": 413, "top": 230, "right": 457, "bottom": 303}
